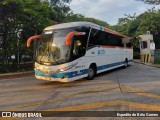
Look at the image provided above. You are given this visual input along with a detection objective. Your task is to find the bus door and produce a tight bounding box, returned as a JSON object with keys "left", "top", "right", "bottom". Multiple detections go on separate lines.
{"left": 70, "top": 35, "right": 86, "bottom": 77}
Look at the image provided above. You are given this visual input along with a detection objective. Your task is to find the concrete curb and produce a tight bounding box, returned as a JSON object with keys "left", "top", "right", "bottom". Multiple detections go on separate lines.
{"left": 133, "top": 60, "right": 160, "bottom": 68}
{"left": 0, "top": 71, "right": 34, "bottom": 79}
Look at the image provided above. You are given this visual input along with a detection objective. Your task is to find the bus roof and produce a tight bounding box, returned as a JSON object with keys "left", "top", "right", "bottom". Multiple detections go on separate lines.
{"left": 44, "top": 21, "right": 131, "bottom": 39}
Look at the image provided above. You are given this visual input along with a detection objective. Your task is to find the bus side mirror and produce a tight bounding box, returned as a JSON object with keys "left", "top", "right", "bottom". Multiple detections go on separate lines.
{"left": 65, "top": 32, "right": 86, "bottom": 46}
{"left": 27, "top": 35, "right": 41, "bottom": 47}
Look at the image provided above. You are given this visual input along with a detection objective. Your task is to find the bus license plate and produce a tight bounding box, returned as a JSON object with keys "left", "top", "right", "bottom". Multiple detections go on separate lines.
{"left": 45, "top": 77, "right": 51, "bottom": 80}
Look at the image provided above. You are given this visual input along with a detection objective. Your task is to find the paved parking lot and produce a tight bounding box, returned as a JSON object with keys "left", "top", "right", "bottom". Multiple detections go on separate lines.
{"left": 0, "top": 62, "right": 160, "bottom": 119}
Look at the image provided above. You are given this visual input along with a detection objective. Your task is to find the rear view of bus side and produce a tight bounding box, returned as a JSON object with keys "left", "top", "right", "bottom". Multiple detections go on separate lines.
{"left": 27, "top": 22, "right": 133, "bottom": 82}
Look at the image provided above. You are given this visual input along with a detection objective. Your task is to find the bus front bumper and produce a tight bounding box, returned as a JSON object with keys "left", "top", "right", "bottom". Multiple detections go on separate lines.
{"left": 35, "top": 75, "right": 70, "bottom": 82}
{"left": 34, "top": 69, "right": 71, "bottom": 82}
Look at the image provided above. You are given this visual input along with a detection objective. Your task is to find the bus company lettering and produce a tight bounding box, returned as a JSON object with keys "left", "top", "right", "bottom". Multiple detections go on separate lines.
{"left": 98, "top": 50, "right": 105, "bottom": 55}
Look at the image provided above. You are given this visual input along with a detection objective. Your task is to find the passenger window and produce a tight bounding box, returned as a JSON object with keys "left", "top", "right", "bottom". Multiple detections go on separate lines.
{"left": 126, "top": 43, "right": 132, "bottom": 47}
{"left": 88, "top": 28, "right": 123, "bottom": 47}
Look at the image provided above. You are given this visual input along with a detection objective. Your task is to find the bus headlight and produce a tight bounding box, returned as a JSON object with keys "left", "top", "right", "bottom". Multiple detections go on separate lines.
{"left": 59, "top": 68, "right": 65, "bottom": 72}
{"left": 59, "top": 66, "right": 72, "bottom": 72}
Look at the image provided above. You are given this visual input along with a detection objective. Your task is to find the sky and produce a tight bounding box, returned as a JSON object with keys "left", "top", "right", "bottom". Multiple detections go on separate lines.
{"left": 69, "top": 0, "right": 160, "bottom": 25}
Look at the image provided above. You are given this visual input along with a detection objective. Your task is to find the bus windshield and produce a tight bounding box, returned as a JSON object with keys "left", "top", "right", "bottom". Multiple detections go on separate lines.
{"left": 36, "top": 28, "right": 75, "bottom": 65}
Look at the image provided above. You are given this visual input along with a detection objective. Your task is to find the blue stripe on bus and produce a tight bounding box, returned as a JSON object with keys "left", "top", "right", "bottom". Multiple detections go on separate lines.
{"left": 97, "top": 61, "right": 124, "bottom": 71}
{"left": 35, "top": 60, "right": 133, "bottom": 79}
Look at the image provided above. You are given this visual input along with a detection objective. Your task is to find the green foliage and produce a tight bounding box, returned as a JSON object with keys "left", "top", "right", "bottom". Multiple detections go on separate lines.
{"left": 63, "top": 14, "right": 110, "bottom": 28}
{"left": 48, "top": 0, "right": 110, "bottom": 28}
{"left": 2, "top": 0, "right": 160, "bottom": 71}
{"left": 136, "top": 0, "right": 160, "bottom": 5}
{"left": 133, "top": 51, "right": 140, "bottom": 59}
{"left": 0, "top": 0, "right": 52, "bottom": 71}
{"left": 50, "top": 4, "right": 71, "bottom": 23}
{"left": 49, "top": 0, "right": 72, "bottom": 6}
{"left": 62, "top": 12, "right": 85, "bottom": 22}
{"left": 82, "top": 17, "right": 110, "bottom": 28}
{"left": 113, "top": 8, "right": 160, "bottom": 49}
{"left": 0, "top": 0, "right": 52, "bottom": 43}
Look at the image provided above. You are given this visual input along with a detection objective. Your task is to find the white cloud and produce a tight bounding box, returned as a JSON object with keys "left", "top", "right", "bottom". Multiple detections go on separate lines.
{"left": 70, "top": 0, "right": 160, "bottom": 25}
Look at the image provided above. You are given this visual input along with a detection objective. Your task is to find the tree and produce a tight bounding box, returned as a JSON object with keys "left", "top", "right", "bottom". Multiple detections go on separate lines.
{"left": 50, "top": 3, "right": 71, "bottom": 23}
{"left": 49, "top": 0, "right": 71, "bottom": 6}
{"left": 48, "top": 0, "right": 73, "bottom": 23}
{"left": 0, "top": 0, "right": 52, "bottom": 45}
{"left": 0, "top": 0, "right": 125, "bottom": 72}
{"left": 0, "top": 0, "right": 52, "bottom": 71}
{"left": 82, "top": 17, "right": 110, "bottom": 28}
{"left": 62, "top": 12, "right": 85, "bottom": 22}
{"left": 136, "top": 0, "right": 160, "bottom": 4}
{"left": 113, "top": 8, "right": 160, "bottom": 50}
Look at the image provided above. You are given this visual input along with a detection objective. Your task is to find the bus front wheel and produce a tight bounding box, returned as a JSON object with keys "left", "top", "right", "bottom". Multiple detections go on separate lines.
{"left": 87, "top": 65, "right": 96, "bottom": 80}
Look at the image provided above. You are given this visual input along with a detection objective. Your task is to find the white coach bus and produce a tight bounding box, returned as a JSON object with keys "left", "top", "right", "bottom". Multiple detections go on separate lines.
{"left": 27, "top": 22, "right": 133, "bottom": 82}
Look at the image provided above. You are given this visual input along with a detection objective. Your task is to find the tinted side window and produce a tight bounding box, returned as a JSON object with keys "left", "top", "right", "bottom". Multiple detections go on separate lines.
{"left": 126, "top": 42, "right": 132, "bottom": 47}
{"left": 88, "top": 28, "right": 123, "bottom": 47}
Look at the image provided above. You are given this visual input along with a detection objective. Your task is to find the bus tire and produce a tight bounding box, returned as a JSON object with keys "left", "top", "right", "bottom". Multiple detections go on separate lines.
{"left": 124, "top": 59, "right": 128, "bottom": 68}
{"left": 87, "top": 64, "right": 96, "bottom": 80}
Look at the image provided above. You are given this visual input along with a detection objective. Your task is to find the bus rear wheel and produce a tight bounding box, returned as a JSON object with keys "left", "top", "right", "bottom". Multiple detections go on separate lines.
{"left": 124, "top": 59, "right": 128, "bottom": 68}
{"left": 87, "top": 65, "right": 96, "bottom": 80}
